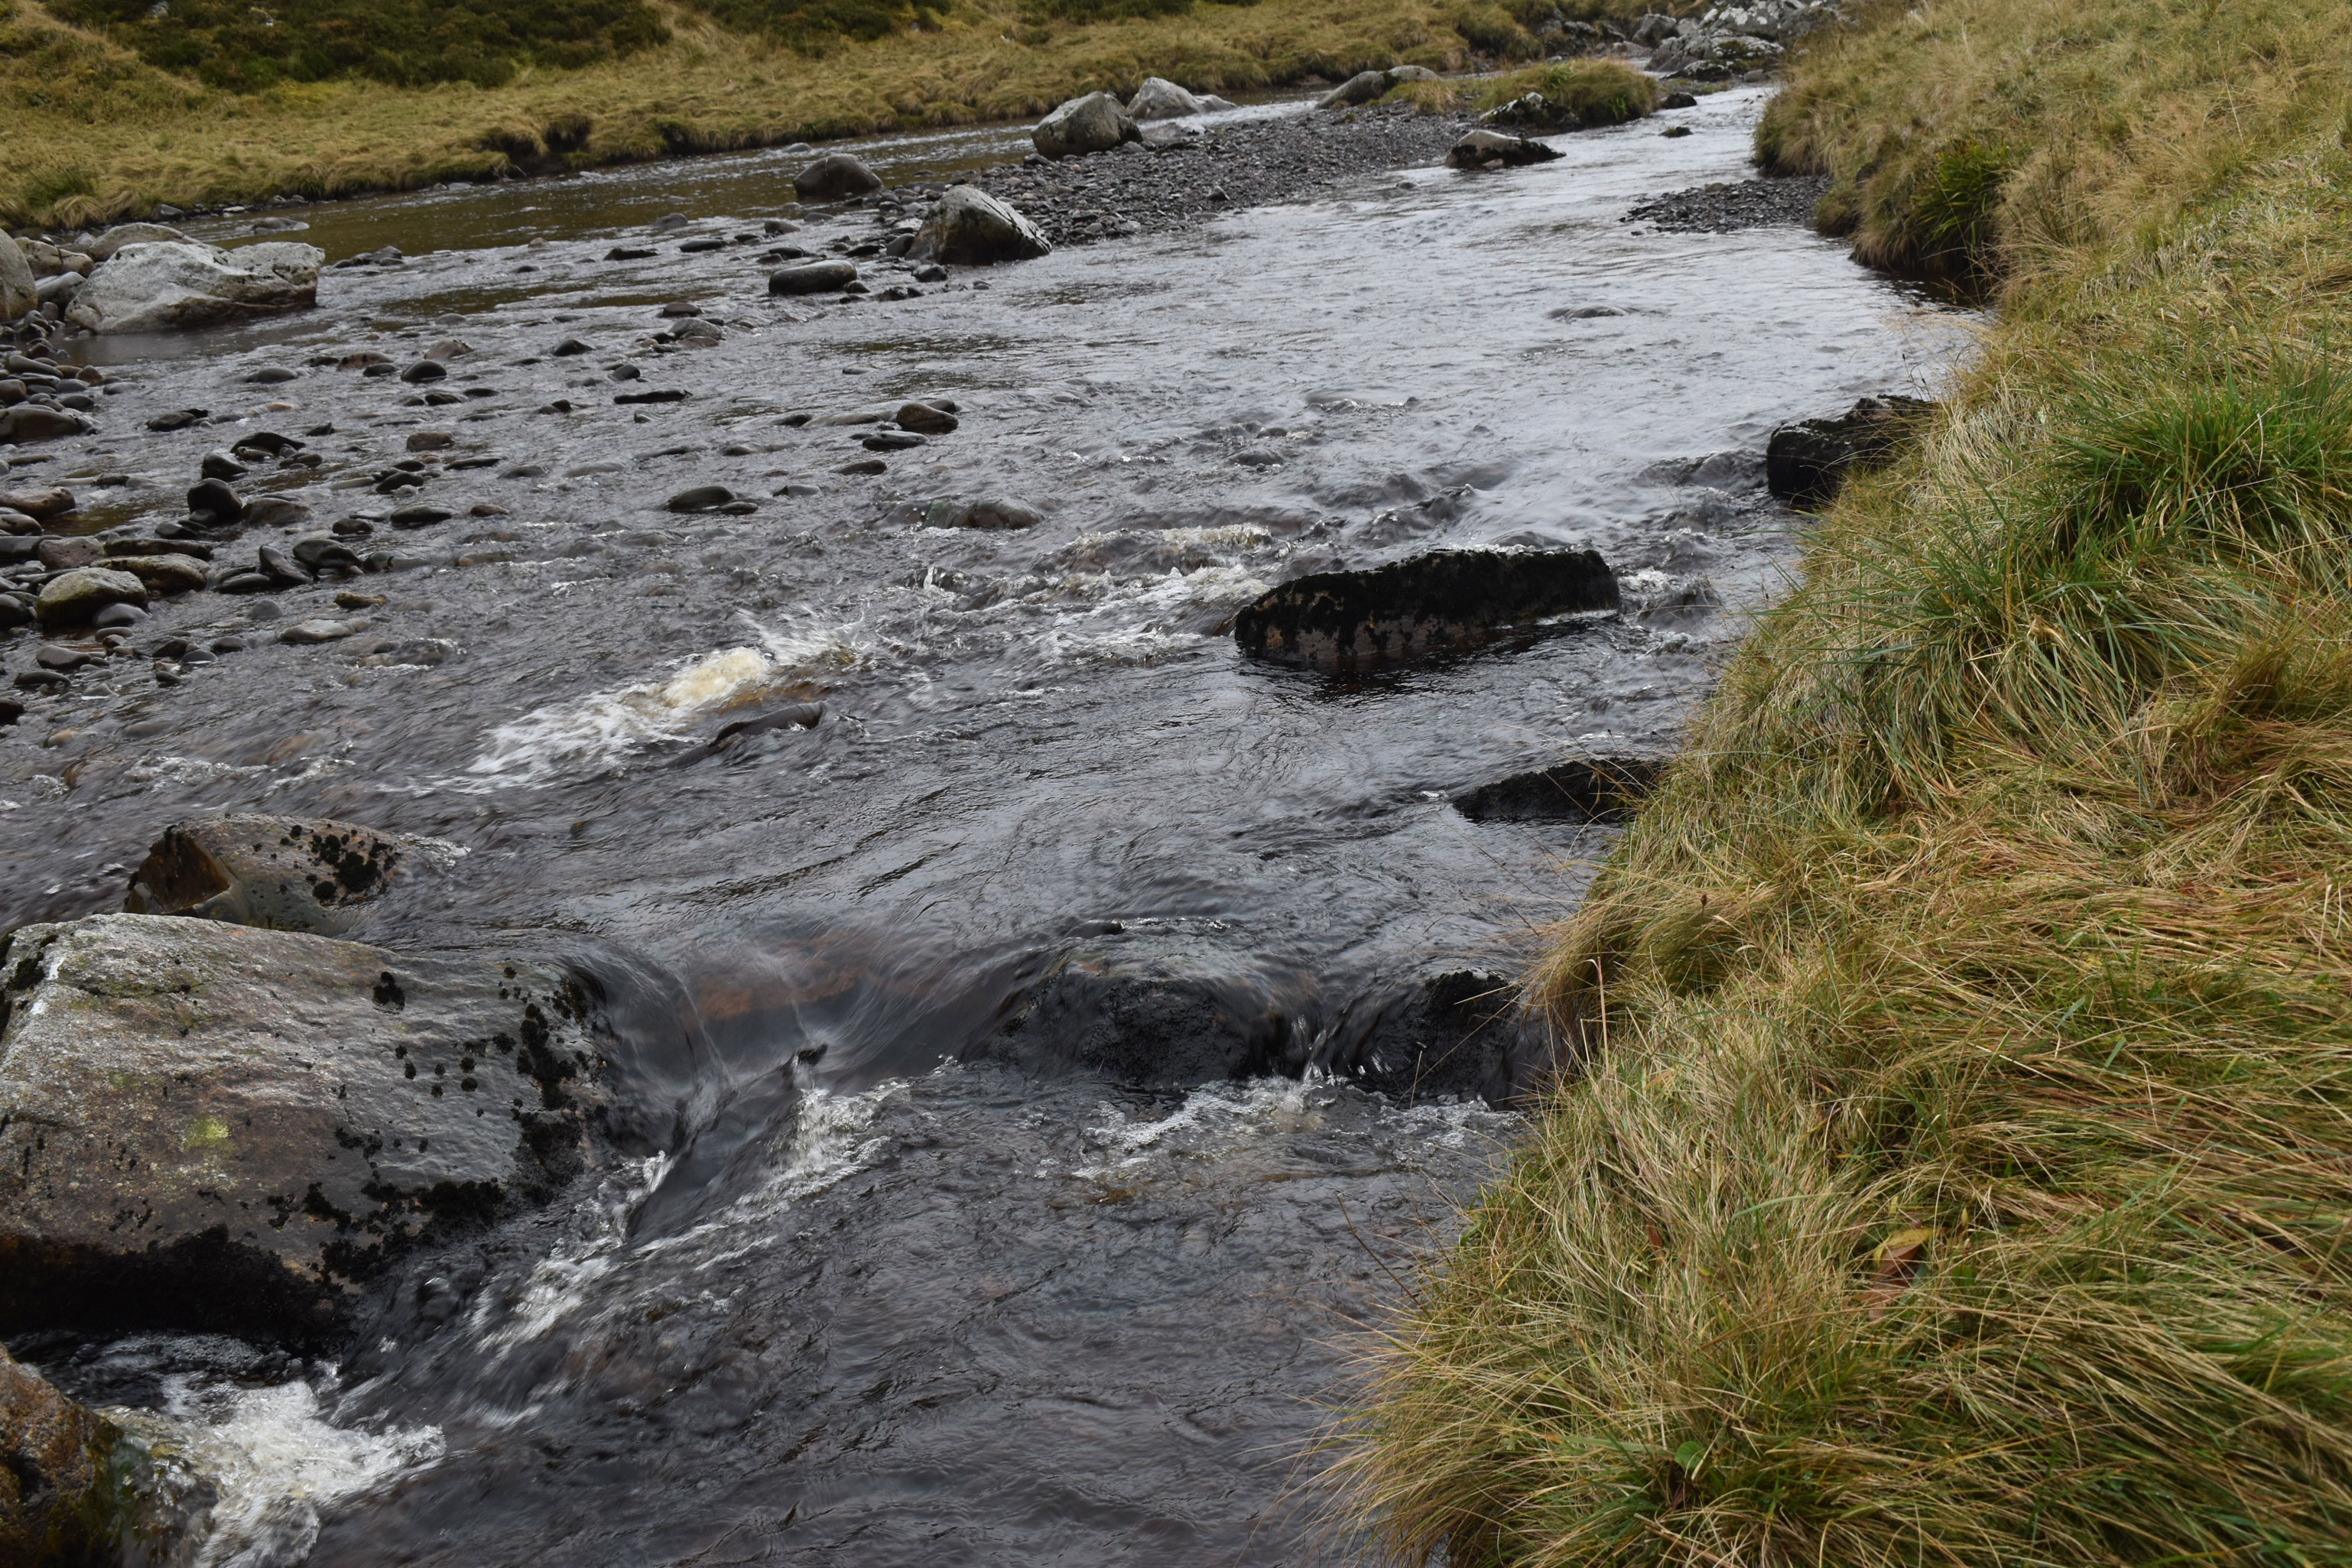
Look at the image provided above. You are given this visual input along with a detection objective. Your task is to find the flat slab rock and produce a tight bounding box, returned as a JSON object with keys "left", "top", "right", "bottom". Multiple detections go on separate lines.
{"left": 1233, "top": 547, "right": 1619, "bottom": 670}
{"left": 0, "top": 914, "right": 609, "bottom": 1340}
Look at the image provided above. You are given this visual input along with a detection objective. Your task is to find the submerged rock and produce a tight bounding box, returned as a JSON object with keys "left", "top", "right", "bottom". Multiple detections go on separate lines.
{"left": 1765, "top": 394, "right": 1935, "bottom": 507}
{"left": 982, "top": 934, "right": 1317, "bottom": 1086}
{"left": 0, "top": 406, "right": 94, "bottom": 443}
{"left": 769, "top": 260, "right": 859, "bottom": 296}
{"left": 1447, "top": 128, "right": 1564, "bottom": 169}
{"left": 1033, "top": 92, "right": 1140, "bottom": 158}
{"left": 793, "top": 153, "right": 882, "bottom": 203}
{"left": 0, "top": 914, "right": 610, "bottom": 1340}
{"left": 911, "top": 187, "right": 1051, "bottom": 265}
{"left": 122, "top": 814, "right": 411, "bottom": 936}
{"left": 1233, "top": 547, "right": 1619, "bottom": 670}
{"left": 1334, "top": 968, "right": 1538, "bottom": 1105}
{"left": 66, "top": 241, "right": 322, "bottom": 334}
{"left": 1451, "top": 755, "right": 1667, "bottom": 822}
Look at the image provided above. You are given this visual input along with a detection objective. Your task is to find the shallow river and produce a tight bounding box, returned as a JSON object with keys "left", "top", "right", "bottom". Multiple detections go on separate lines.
{"left": 5, "top": 85, "right": 1968, "bottom": 1564}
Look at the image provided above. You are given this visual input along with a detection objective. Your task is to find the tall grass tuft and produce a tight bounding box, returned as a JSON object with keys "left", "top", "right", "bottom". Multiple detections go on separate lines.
{"left": 1336, "top": 0, "right": 2352, "bottom": 1560}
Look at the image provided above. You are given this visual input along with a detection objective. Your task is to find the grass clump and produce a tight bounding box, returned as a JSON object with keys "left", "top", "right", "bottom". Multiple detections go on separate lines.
{"left": 1474, "top": 57, "right": 1656, "bottom": 125}
{"left": 1338, "top": 0, "right": 2352, "bottom": 1560}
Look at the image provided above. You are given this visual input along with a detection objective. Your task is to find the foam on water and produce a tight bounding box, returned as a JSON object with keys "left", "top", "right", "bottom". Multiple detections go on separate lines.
{"left": 112, "top": 1375, "right": 443, "bottom": 1568}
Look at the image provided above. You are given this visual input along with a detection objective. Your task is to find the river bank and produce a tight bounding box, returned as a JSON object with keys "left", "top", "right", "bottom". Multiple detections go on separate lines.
{"left": 1347, "top": 0, "right": 2352, "bottom": 1560}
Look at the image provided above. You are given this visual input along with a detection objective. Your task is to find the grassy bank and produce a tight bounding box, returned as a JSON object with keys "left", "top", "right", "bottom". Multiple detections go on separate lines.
{"left": 1343, "top": 0, "right": 2352, "bottom": 1561}
{"left": 0, "top": 0, "right": 1652, "bottom": 229}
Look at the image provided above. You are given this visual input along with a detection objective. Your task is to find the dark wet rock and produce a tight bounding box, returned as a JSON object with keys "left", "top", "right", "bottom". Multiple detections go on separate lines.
{"left": 1333, "top": 968, "right": 1536, "bottom": 1105}
{"left": 401, "top": 360, "right": 448, "bottom": 384}
{"left": 1766, "top": 394, "right": 1935, "bottom": 507}
{"left": 385, "top": 503, "right": 453, "bottom": 530}
{"left": 1033, "top": 92, "right": 1140, "bottom": 159}
{"left": 794, "top": 153, "right": 883, "bottom": 203}
{"left": 291, "top": 534, "right": 364, "bottom": 576}
{"left": 256, "top": 543, "right": 311, "bottom": 586}
{"left": 615, "top": 388, "right": 689, "bottom": 405}
{"left": 184, "top": 477, "right": 245, "bottom": 527}
{"left": 199, "top": 450, "right": 248, "bottom": 480}
{"left": 666, "top": 485, "right": 735, "bottom": 513}
{"left": 895, "top": 401, "right": 959, "bottom": 434}
{"left": 406, "top": 430, "right": 455, "bottom": 452}
{"left": 281, "top": 617, "right": 365, "bottom": 643}
{"left": 838, "top": 457, "right": 888, "bottom": 476}
{"left": 244, "top": 365, "right": 300, "bottom": 385}
{"left": 671, "top": 703, "right": 824, "bottom": 766}
{"left": 1451, "top": 755, "right": 1668, "bottom": 823}
{"left": 670, "top": 317, "right": 723, "bottom": 346}
{"left": 551, "top": 337, "right": 593, "bottom": 356}
{"left": 1321, "top": 70, "right": 1394, "bottom": 109}
{"left": 36, "top": 537, "right": 99, "bottom": 572}
{"left": 863, "top": 430, "right": 926, "bottom": 452}
{"left": 1447, "top": 128, "right": 1564, "bottom": 169}
{"left": 1626, "top": 174, "right": 1833, "bottom": 232}
{"left": 0, "top": 406, "right": 93, "bottom": 443}
{"left": 921, "top": 496, "right": 1041, "bottom": 531}
{"left": 34, "top": 568, "right": 147, "bottom": 631}
{"left": 768, "top": 260, "right": 859, "bottom": 296}
{"left": 230, "top": 430, "right": 304, "bottom": 458}
{"left": 1661, "top": 89, "right": 1699, "bottom": 109}
{"left": 145, "top": 407, "right": 207, "bottom": 432}
{"left": 981, "top": 934, "right": 1315, "bottom": 1086}
{"left": 123, "top": 815, "right": 409, "bottom": 936}
{"left": 0, "top": 914, "right": 609, "bottom": 1340}
{"left": 1233, "top": 548, "right": 1619, "bottom": 670}
{"left": 910, "top": 187, "right": 1051, "bottom": 266}
{"left": 93, "top": 602, "right": 146, "bottom": 628}
{"left": 606, "top": 246, "right": 657, "bottom": 261}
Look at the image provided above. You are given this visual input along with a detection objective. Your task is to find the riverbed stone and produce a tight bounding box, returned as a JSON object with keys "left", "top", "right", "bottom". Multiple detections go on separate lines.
{"left": 1321, "top": 70, "right": 1393, "bottom": 108}
{"left": 1447, "top": 128, "right": 1564, "bottom": 169}
{"left": 1126, "top": 76, "right": 1207, "bottom": 119}
{"left": 124, "top": 814, "right": 411, "bottom": 935}
{"left": 0, "top": 239, "right": 34, "bottom": 322}
{"left": 103, "top": 554, "right": 208, "bottom": 596}
{"left": 280, "top": 617, "right": 363, "bottom": 644}
{"left": 0, "top": 914, "right": 612, "bottom": 1339}
{"left": 1034, "top": 92, "right": 1140, "bottom": 158}
{"left": 65, "top": 241, "right": 323, "bottom": 334}
{"left": 0, "top": 485, "right": 74, "bottom": 521}
{"left": 895, "top": 401, "right": 960, "bottom": 433}
{"left": 911, "top": 187, "right": 1051, "bottom": 265}
{"left": 85, "top": 222, "right": 186, "bottom": 262}
{"left": 0, "top": 406, "right": 95, "bottom": 443}
{"left": 34, "top": 568, "right": 147, "bottom": 630}
{"left": 769, "top": 260, "right": 859, "bottom": 295}
{"left": 1233, "top": 547, "right": 1619, "bottom": 670}
{"left": 793, "top": 153, "right": 883, "bottom": 203}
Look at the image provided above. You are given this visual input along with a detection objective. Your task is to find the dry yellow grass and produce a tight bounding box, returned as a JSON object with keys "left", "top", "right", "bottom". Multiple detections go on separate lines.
{"left": 2, "top": 0, "right": 1489, "bottom": 227}
{"left": 1337, "top": 0, "right": 2352, "bottom": 1561}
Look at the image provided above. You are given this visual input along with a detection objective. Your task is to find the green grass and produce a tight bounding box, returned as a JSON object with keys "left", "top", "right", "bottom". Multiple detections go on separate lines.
{"left": 1473, "top": 57, "right": 1656, "bottom": 124}
{"left": 1337, "top": 0, "right": 2352, "bottom": 1560}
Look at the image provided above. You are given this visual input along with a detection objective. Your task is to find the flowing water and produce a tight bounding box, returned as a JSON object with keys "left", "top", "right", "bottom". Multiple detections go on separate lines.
{"left": 5, "top": 85, "right": 1973, "bottom": 1563}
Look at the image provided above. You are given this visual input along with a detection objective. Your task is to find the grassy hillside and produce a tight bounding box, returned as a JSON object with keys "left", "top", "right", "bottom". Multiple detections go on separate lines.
{"left": 0, "top": 0, "right": 1652, "bottom": 229}
{"left": 1341, "top": 0, "right": 2352, "bottom": 1561}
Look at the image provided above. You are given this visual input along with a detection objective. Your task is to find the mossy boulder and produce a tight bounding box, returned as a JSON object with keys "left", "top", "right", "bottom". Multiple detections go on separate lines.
{"left": 0, "top": 914, "right": 609, "bottom": 1342}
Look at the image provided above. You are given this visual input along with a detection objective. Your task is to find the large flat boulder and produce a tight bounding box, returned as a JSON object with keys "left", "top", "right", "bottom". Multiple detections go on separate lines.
{"left": 65, "top": 241, "right": 323, "bottom": 334}
{"left": 0, "top": 914, "right": 609, "bottom": 1340}
{"left": 1233, "top": 548, "right": 1619, "bottom": 670}
{"left": 911, "top": 187, "right": 1051, "bottom": 265}
{"left": 1033, "top": 91, "right": 1139, "bottom": 158}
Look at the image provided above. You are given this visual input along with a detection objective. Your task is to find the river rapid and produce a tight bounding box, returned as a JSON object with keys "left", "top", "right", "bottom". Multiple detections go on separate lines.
{"left": 3, "top": 85, "right": 1970, "bottom": 1564}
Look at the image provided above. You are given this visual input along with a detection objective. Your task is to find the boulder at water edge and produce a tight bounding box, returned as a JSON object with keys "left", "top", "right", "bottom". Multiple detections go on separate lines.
{"left": 0, "top": 914, "right": 611, "bottom": 1339}
{"left": 0, "top": 1345, "right": 135, "bottom": 1564}
{"left": 0, "top": 239, "right": 36, "bottom": 322}
{"left": 1451, "top": 755, "right": 1668, "bottom": 823}
{"left": 123, "top": 814, "right": 412, "bottom": 936}
{"left": 1033, "top": 92, "right": 1140, "bottom": 158}
{"left": 1447, "top": 128, "right": 1564, "bottom": 169}
{"left": 1766, "top": 394, "right": 1935, "bottom": 506}
{"left": 1126, "top": 76, "right": 1207, "bottom": 119}
{"left": 911, "top": 187, "right": 1051, "bottom": 265}
{"left": 66, "top": 241, "right": 323, "bottom": 333}
{"left": 793, "top": 152, "right": 883, "bottom": 203}
{"left": 1233, "top": 547, "right": 1619, "bottom": 670}
{"left": 1320, "top": 69, "right": 1394, "bottom": 108}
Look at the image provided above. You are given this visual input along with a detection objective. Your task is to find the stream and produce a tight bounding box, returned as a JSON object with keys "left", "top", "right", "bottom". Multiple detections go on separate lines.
{"left": 2, "top": 84, "right": 1970, "bottom": 1565}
